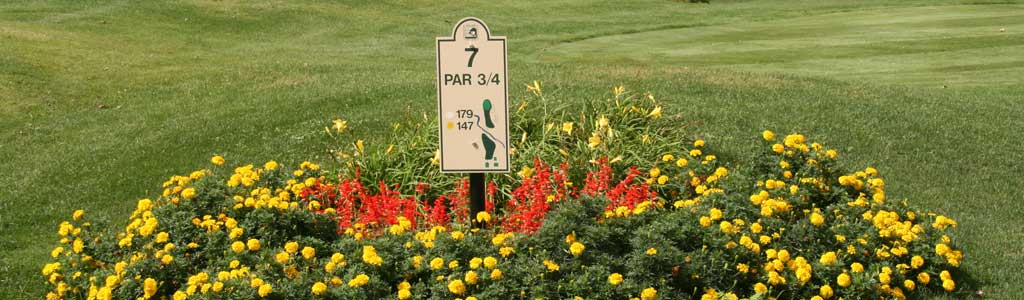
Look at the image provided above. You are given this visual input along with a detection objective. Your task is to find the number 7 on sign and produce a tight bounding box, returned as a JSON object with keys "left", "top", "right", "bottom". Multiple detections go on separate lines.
{"left": 465, "top": 46, "right": 478, "bottom": 67}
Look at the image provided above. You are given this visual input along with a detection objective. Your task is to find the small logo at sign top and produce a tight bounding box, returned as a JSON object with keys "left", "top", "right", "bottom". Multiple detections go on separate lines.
{"left": 466, "top": 27, "right": 478, "bottom": 39}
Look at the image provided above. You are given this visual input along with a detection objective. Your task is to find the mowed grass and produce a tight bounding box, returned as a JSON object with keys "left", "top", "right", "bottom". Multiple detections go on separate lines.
{"left": 1, "top": 1, "right": 1022, "bottom": 299}
{"left": 544, "top": 4, "right": 1024, "bottom": 87}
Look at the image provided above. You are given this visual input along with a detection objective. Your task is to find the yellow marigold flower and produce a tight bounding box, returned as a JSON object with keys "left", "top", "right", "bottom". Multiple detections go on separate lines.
{"left": 762, "top": 130, "right": 775, "bottom": 141}
{"left": 484, "top": 256, "right": 498, "bottom": 269}
{"left": 231, "top": 241, "right": 245, "bottom": 253}
{"left": 490, "top": 268, "right": 503, "bottom": 280}
{"left": 250, "top": 278, "right": 264, "bottom": 288}
{"left": 172, "top": 291, "right": 186, "bottom": 300}
{"left": 181, "top": 188, "right": 196, "bottom": 200}
{"left": 837, "top": 273, "right": 851, "bottom": 287}
{"left": 398, "top": 289, "right": 412, "bottom": 300}
{"left": 570, "top": 242, "right": 585, "bottom": 257}
{"left": 911, "top": 255, "right": 924, "bottom": 269}
{"left": 71, "top": 238, "right": 84, "bottom": 253}
{"left": 646, "top": 248, "right": 657, "bottom": 256}
{"left": 772, "top": 144, "right": 784, "bottom": 154}
{"left": 641, "top": 287, "right": 657, "bottom": 300}
{"left": 942, "top": 279, "right": 955, "bottom": 291}
{"left": 777, "top": 249, "right": 790, "bottom": 262}
{"left": 819, "top": 284, "right": 833, "bottom": 299}
{"left": 143, "top": 278, "right": 157, "bottom": 298}
{"left": 819, "top": 251, "right": 837, "bottom": 265}
{"left": 810, "top": 212, "right": 825, "bottom": 226}
{"left": 754, "top": 282, "right": 768, "bottom": 294}
{"left": 275, "top": 252, "right": 290, "bottom": 264}
{"left": 904, "top": 279, "right": 916, "bottom": 291}
{"left": 264, "top": 160, "right": 278, "bottom": 171}
{"left": 311, "top": 282, "right": 327, "bottom": 295}
{"left": 246, "top": 239, "right": 260, "bottom": 251}
{"left": 451, "top": 231, "right": 465, "bottom": 241}
{"left": 72, "top": 210, "right": 85, "bottom": 221}
{"left": 430, "top": 257, "right": 444, "bottom": 270}
{"left": 543, "top": 259, "right": 560, "bottom": 272}
{"left": 709, "top": 208, "right": 722, "bottom": 220}
{"left": 408, "top": 255, "right": 422, "bottom": 269}
{"left": 41, "top": 262, "right": 60, "bottom": 276}
{"left": 302, "top": 246, "right": 316, "bottom": 260}
{"left": 700, "top": 288, "right": 718, "bottom": 300}
{"left": 469, "top": 257, "right": 483, "bottom": 270}
{"left": 258, "top": 283, "right": 273, "bottom": 297}
{"left": 879, "top": 272, "right": 891, "bottom": 284}
{"left": 448, "top": 260, "right": 459, "bottom": 269}
{"left": 212, "top": 281, "right": 224, "bottom": 292}
{"left": 499, "top": 247, "right": 514, "bottom": 257}
{"left": 657, "top": 175, "right": 669, "bottom": 185}
{"left": 362, "top": 245, "right": 383, "bottom": 266}
{"left": 693, "top": 139, "right": 705, "bottom": 148}
{"left": 736, "top": 263, "right": 750, "bottom": 273}
{"left": 608, "top": 273, "right": 623, "bottom": 286}
{"left": 689, "top": 149, "right": 702, "bottom": 157}
{"left": 796, "top": 267, "right": 812, "bottom": 283}
{"left": 851, "top": 262, "right": 864, "bottom": 273}
{"left": 465, "top": 270, "right": 479, "bottom": 285}
{"left": 918, "top": 272, "right": 931, "bottom": 284}
{"left": 211, "top": 155, "right": 225, "bottom": 166}
{"left": 749, "top": 222, "right": 765, "bottom": 233}
{"left": 675, "top": 158, "right": 688, "bottom": 167}
{"left": 699, "top": 216, "right": 712, "bottom": 227}
{"left": 284, "top": 242, "right": 299, "bottom": 253}
{"left": 161, "top": 255, "right": 174, "bottom": 265}
{"left": 826, "top": 149, "right": 838, "bottom": 159}
{"left": 649, "top": 168, "right": 661, "bottom": 178}
{"left": 448, "top": 279, "right": 466, "bottom": 295}
{"left": 348, "top": 274, "right": 370, "bottom": 287}
{"left": 476, "top": 211, "right": 491, "bottom": 223}
{"left": 662, "top": 154, "right": 674, "bottom": 162}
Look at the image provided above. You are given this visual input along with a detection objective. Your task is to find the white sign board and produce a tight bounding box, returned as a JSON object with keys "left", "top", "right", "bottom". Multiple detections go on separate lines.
{"left": 436, "top": 17, "right": 509, "bottom": 173}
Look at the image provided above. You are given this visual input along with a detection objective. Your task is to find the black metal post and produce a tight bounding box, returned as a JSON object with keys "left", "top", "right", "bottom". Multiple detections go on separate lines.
{"left": 469, "top": 173, "right": 485, "bottom": 228}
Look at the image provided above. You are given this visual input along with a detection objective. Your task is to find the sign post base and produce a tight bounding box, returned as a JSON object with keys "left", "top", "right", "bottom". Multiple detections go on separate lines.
{"left": 469, "top": 173, "right": 485, "bottom": 228}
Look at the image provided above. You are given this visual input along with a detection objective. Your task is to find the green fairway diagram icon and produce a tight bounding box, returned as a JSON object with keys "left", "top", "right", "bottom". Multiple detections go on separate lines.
{"left": 480, "top": 99, "right": 497, "bottom": 162}
{"left": 481, "top": 133, "right": 496, "bottom": 160}
{"left": 482, "top": 99, "right": 495, "bottom": 129}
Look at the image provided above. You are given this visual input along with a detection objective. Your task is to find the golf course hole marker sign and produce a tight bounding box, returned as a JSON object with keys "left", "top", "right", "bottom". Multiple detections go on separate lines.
{"left": 436, "top": 17, "right": 509, "bottom": 173}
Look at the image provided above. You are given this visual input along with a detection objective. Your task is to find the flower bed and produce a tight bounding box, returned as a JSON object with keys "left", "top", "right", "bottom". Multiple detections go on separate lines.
{"left": 42, "top": 86, "right": 964, "bottom": 300}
